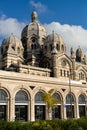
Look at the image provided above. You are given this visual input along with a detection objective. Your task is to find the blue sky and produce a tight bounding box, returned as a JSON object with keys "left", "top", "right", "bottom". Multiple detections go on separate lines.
{"left": 0, "top": 0, "right": 87, "bottom": 54}
{"left": 0, "top": 0, "right": 87, "bottom": 27}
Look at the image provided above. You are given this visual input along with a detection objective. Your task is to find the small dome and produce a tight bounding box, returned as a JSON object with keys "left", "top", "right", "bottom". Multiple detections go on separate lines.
{"left": 21, "top": 11, "right": 47, "bottom": 39}
{"left": 2, "top": 33, "right": 22, "bottom": 47}
{"left": 45, "top": 33, "right": 65, "bottom": 45}
{"left": 44, "top": 33, "right": 66, "bottom": 53}
{"left": 1, "top": 33, "right": 24, "bottom": 55}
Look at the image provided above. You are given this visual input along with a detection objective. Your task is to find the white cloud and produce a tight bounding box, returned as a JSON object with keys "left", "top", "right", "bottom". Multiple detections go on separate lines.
{"left": 0, "top": 15, "right": 25, "bottom": 39}
{"left": 0, "top": 13, "right": 87, "bottom": 56}
{"left": 44, "top": 22, "right": 87, "bottom": 54}
{"left": 30, "top": 0, "right": 47, "bottom": 13}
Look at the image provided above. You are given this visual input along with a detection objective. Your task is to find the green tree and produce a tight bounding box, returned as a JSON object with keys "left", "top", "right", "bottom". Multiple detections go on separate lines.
{"left": 42, "top": 89, "right": 59, "bottom": 120}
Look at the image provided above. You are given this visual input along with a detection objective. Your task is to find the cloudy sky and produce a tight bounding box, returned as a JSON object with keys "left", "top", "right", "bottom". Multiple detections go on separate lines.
{"left": 0, "top": 0, "right": 87, "bottom": 54}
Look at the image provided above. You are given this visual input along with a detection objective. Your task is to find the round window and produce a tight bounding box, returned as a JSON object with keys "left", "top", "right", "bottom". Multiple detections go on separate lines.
{"left": 32, "top": 38, "right": 35, "bottom": 43}
{"left": 61, "top": 60, "right": 66, "bottom": 66}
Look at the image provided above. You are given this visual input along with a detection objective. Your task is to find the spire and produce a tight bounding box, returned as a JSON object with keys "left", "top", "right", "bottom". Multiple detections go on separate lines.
{"left": 52, "top": 30, "right": 56, "bottom": 48}
{"left": 70, "top": 47, "right": 74, "bottom": 56}
{"left": 70, "top": 47, "right": 75, "bottom": 60}
{"left": 52, "top": 30, "right": 54, "bottom": 43}
{"left": 31, "top": 9, "right": 38, "bottom": 22}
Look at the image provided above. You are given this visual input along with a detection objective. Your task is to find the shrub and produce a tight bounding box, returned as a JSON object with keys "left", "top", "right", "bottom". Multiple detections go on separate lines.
{"left": 63, "top": 119, "right": 79, "bottom": 130}
{"left": 0, "top": 118, "right": 87, "bottom": 130}
{"left": 76, "top": 117, "right": 87, "bottom": 130}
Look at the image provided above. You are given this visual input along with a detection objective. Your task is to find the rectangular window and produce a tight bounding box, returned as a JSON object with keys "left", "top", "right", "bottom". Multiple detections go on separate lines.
{"left": 60, "top": 69, "right": 62, "bottom": 76}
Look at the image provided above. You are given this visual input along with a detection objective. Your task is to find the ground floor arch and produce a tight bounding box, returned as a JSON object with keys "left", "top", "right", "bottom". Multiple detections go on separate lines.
{"left": 78, "top": 94, "right": 86, "bottom": 117}
{"left": 0, "top": 89, "right": 9, "bottom": 121}
{"left": 0, "top": 86, "right": 87, "bottom": 121}
{"left": 52, "top": 92, "right": 62, "bottom": 119}
{"left": 15, "top": 90, "right": 30, "bottom": 121}
{"left": 66, "top": 93, "right": 75, "bottom": 118}
{"left": 34, "top": 91, "right": 46, "bottom": 120}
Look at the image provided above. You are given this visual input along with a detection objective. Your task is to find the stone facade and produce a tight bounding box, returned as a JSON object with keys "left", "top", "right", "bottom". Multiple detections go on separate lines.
{"left": 0, "top": 11, "right": 87, "bottom": 121}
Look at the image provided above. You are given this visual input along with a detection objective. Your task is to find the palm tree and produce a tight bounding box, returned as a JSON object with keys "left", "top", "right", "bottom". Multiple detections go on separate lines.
{"left": 42, "top": 89, "right": 58, "bottom": 120}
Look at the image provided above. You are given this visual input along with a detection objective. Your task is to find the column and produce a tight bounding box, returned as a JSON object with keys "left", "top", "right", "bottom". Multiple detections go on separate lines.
{"left": 63, "top": 99, "right": 67, "bottom": 119}
{"left": 30, "top": 98, "right": 35, "bottom": 121}
{"left": 9, "top": 98, "right": 15, "bottom": 121}
{"left": 7, "top": 98, "right": 9, "bottom": 121}
{"left": 76, "top": 97, "right": 79, "bottom": 118}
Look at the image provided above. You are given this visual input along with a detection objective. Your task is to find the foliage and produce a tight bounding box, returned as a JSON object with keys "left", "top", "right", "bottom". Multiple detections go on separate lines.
{"left": 0, "top": 118, "right": 87, "bottom": 130}
{"left": 42, "top": 89, "right": 58, "bottom": 110}
{"left": 42, "top": 89, "right": 59, "bottom": 120}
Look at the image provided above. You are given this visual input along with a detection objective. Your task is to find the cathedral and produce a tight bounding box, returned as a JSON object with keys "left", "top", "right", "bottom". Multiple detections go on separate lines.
{"left": 0, "top": 10, "right": 87, "bottom": 121}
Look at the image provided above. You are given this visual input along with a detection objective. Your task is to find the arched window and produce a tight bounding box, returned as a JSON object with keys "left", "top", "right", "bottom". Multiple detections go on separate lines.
{"left": 15, "top": 90, "right": 29, "bottom": 121}
{"left": 79, "top": 71, "right": 85, "bottom": 80}
{"left": 35, "top": 91, "right": 46, "bottom": 120}
{"left": 66, "top": 93, "right": 74, "bottom": 104}
{"left": 0, "top": 89, "right": 8, "bottom": 102}
{"left": 15, "top": 90, "right": 28, "bottom": 103}
{"left": 52, "top": 92, "right": 62, "bottom": 119}
{"left": 56, "top": 44, "right": 60, "bottom": 50}
{"left": 66, "top": 93, "right": 75, "bottom": 118}
{"left": 0, "top": 89, "right": 8, "bottom": 121}
{"left": 78, "top": 94, "right": 85, "bottom": 104}
{"left": 35, "top": 92, "right": 44, "bottom": 103}
{"left": 52, "top": 92, "right": 61, "bottom": 102}
{"left": 12, "top": 46, "right": 15, "bottom": 51}
{"left": 78, "top": 94, "right": 86, "bottom": 117}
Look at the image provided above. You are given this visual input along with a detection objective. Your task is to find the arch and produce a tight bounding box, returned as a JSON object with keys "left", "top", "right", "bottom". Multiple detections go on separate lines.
{"left": 34, "top": 91, "right": 46, "bottom": 120}
{"left": 15, "top": 89, "right": 30, "bottom": 121}
{"left": 52, "top": 92, "right": 61, "bottom": 103}
{"left": 35, "top": 91, "right": 45, "bottom": 103}
{"left": 56, "top": 44, "right": 60, "bottom": 50}
{"left": 66, "top": 93, "right": 75, "bottom": 104}
{"left": 52, "top": 92, "right": 62, "bottom": 119}
{"left": 0, "top": 89, "right": 8, "bottom": 102}
{"left": 78, "top": 94, "right": 86, "bottom": 104}
{"left": 76, "top": 66, "right": 86, "bottom": 74}
{"left": 12, "top": 84, "right": 32, "bottom": 100}
{"left": 12, "top": 46, "right": 15, "bottom": 51}
{"left": 76, "top": 67, "right": 86, "bottom": 81}
{"left": 15, "top": 90, "right": 29, "bottom": 103}
{"left": 59, "top": 57, "right": 72, "bottom": 77}
{"left": 60, "top": 57, "right": 72, "bottom": 69}
{"left": 0, "top": 89, "right": 9, "bottom": 121}
{"left": 0, "top": 86, "right": 11, "bottom": 99}
{"left": 78, "top": 94, "right": 86, "bottom": 117}
{"left": 66, "top": 92, "right": 75, "bottom": 118}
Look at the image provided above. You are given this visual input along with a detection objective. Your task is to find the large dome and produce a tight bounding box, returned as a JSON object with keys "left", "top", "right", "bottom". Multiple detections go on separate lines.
{"left": 21, "top": 11, "right": 47, "bottom": 39}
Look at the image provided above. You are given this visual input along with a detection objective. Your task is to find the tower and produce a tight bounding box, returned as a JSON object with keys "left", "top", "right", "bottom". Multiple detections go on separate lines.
{"left": 21, "top": 10, "right": 47, "bottom": 66}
